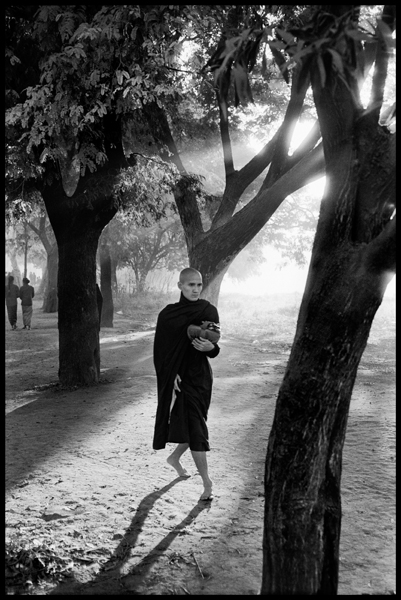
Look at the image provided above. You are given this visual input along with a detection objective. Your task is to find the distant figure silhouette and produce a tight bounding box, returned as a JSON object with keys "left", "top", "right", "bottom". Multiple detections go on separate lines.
{"left": 5, "top": 274, "right": 20, "bottom": 330}
{"left": 19, "top": 277, "right": 35, "bottom": 330}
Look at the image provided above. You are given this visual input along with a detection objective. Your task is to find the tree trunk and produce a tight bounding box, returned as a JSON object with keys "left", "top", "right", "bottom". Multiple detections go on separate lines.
{"left": 42, "top": 115, "right": 131, "bottom": 386}
{"left": 8, "top": 249, "right": 22, "bottom": 287}
{"left": 261, "top": 243, "right": 389, "bottom": 594}
{"left": 26, "top": 215, "right": 58, "bottom": 311}
{"left": 45, "top": 187, "right": 117, "bottom": 386}
{"left": 136, "top": 271, "right": 148, "bottom": 294}
{"left": 38, "top": 265, "right": 47, "bottom": 295}
{"left": 99, "top": 241, "right": 114, "bottom": 327}
{"left": 56, "top": 221, "right": 104, "bottom": 386}
{"left": 42, "top": 246, "right": 59, "bottom": 313}
{"left": 111, "top": 256, "right": 118, "bottom": 294}
{"left": 192, "top": 251, "right": 230, "bottom": 307}
{"left": 261, "top": 5, "right": 395, "bottom": 593}
{"left": 23, "top": 225, "right": 29, "bottom": 279}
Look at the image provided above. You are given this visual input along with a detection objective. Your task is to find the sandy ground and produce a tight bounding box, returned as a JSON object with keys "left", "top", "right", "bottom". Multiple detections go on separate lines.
{"left": 5, "top": 295, "right": 395, "bottom": 595}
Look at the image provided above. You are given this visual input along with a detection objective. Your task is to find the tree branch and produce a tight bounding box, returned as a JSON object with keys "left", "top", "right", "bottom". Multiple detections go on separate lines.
{"left": 28, "top": 215, "right": 53, "bottom": 254}
{"left": 368, "top": 5, "right": 396, "bottom": 122}
{"left": 261, "top": 65, "right": 311, "bottom": 191}
{"left": 141, "top": 101, "right": 187, "bottom": 174}
{"left": 211, "top": 119, "right": 322, "bottom": 232}
{"left": 27, "top": 222, "right": 40, "bottom": 237}
{"left": 287, "top": 120, "right": 321, "bottom": 167}
{"left": 204, "top": 143, "right": 325, "bottom": 265}
{"left": 138, "top": 101, "right": 207, "bottom": 250}
{"left": 218, "top": 99, "right": 235, "bottom": 177}
{"left": 173, "top": 176, "right": 206, "bottom": 251}
{"left": 210, "top": 126, "right": 282, "bottom": 229}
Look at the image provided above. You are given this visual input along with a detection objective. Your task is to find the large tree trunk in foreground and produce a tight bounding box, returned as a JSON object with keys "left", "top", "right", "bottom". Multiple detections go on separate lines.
{"left": 261, "top": 4, "right": 395, "bottom": 593}
{"left": 261, "top": 244, "right": 390, "bottom": 594}
{"left": 99, "top": 240, "right": 114, "bottom": 328}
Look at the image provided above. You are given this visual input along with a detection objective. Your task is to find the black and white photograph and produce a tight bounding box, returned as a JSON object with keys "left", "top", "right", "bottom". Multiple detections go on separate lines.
{"left": 6, "top": 5, "right": 395, "bottom": 595}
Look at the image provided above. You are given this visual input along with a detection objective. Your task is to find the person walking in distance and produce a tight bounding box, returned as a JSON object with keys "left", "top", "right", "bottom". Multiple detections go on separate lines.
{"left": 5, "top": 274, "right": 20, "bottom": 330}
{"left": 19, "top": 277, "right": 35, "bottom": 330}
{"left": 153, "top": 267, "right": 221, "bottom": 501}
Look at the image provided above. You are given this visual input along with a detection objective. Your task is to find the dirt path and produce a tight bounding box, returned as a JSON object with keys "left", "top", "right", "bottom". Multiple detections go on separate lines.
{"left": 6, "top": 298, "right": 395, "bottom": 595}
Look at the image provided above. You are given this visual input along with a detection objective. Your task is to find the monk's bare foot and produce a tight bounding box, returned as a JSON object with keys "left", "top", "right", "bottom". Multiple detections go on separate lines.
{"left": 167, "top": 455, "right": 190, "bottom": 478}
{"left": 200, "top": 480, "right": 213, "bottom": 501}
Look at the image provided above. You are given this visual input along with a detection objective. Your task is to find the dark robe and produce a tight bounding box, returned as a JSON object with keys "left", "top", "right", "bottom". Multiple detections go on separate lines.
{"left": 153, "top": 293, "right": 220, "bottom": 451}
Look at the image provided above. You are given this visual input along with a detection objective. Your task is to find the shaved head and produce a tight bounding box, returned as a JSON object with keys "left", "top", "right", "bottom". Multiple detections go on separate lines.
{"left": 178, "top": 268, "right": 203, "bottom": 301}
{"left": 179, "top": 268, "right": 202, "bottom": 283}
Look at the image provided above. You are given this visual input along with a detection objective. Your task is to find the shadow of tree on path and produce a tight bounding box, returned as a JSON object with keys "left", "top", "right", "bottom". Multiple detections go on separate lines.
{"left": 5, "top": 371, "right": 151, "bottom": 492}
{"left": 50, "top": 476, "right": 210, "bottom": 595}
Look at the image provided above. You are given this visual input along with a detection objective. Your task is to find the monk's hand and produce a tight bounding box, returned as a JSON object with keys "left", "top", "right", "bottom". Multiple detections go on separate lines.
{"left": 192, "top": 338, "right": 214, "bottom": 352}
{"left": 173, "top": 374, "right": 181, "bottom": 392}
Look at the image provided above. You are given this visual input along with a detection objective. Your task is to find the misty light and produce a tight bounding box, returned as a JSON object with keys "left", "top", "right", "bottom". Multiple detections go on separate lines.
{"left": 248, "top": 120, "right": 326, "bottom": 199}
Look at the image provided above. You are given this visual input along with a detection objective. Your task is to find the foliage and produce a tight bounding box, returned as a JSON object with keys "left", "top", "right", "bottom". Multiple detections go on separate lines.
{"left": 103, "top": 204, "right": 186, "bottom": 293}
{"left": 6, "top": 220, "right": 47, "bottom": 268}
{"left": 280, "top": 7, "right": 395, "bottom": 104}
{"left": 6, "top": 535, "right": 75, "bottom": 590}
{"left": 5, "top": 525, "right": 114, "bottom": 593}
{"left": 111, "top": 155, "right": 180, "bottom": 222}
{"left": 206, "top": 5, "right": 395, "bottom": 113}
{"left": 202, "top": 6, "right": 309, "bottom": 114}
{"left": 5, "top": 5, "right": 193, "bottom": 200}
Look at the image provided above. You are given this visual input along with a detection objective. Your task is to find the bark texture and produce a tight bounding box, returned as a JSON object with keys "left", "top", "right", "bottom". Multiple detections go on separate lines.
{"left": 57, "top": 224, "right": 102, "bottom": 385}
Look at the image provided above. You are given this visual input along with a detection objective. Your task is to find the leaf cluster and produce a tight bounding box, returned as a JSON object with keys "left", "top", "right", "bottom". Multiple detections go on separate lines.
{"left": 112, "top": 155, "right": 180, "bottom": 221}
{"left": 5, "top": 5, "right": 196, "bottom": 191}
{"left": 202, "top": 7, "right": 307, "bottom": 115}
{"left": 6, "top": 536, "right": 74, "bottom": 590}
{"left": 5, "top": 526, "right": 115, "bottom": 594}
{"left": 203, "top": 5, "right": 395, "bottom": 115}
{"left": 275, "top": 8, "right": 395, "bottom": 97}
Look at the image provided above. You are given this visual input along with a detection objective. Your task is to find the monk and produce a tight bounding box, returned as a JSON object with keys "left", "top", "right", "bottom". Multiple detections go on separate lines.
{"left": 153, "top": 268, "right": 221, "bottom": 501}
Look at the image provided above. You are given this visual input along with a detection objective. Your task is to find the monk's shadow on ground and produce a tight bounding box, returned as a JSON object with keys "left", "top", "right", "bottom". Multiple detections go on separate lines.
{"left": 50, "top": 476, "right": 211, "bottom": 595}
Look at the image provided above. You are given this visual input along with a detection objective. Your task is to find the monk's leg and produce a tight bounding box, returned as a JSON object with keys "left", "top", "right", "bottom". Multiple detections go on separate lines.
{"left": 167, "top": 443, "right": 191, "bottom": 477}
{"left": 191, "top": 450, "right": 213, "bottom": 500}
